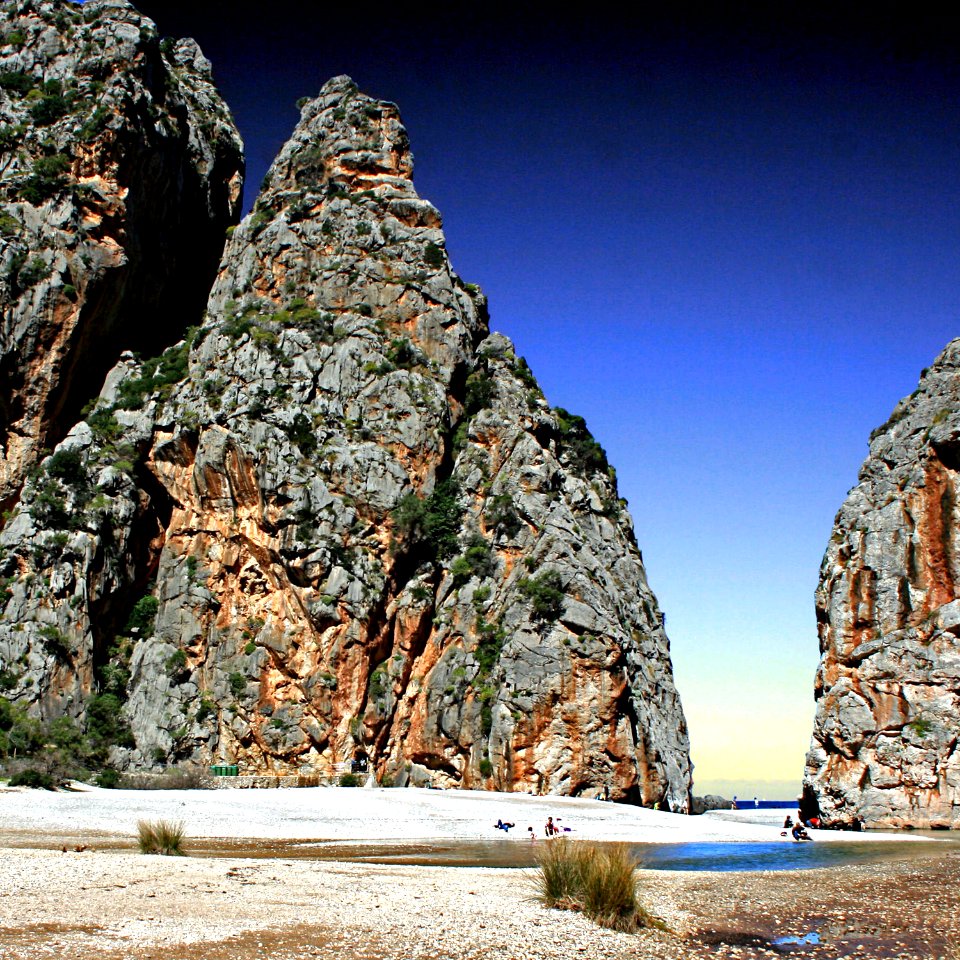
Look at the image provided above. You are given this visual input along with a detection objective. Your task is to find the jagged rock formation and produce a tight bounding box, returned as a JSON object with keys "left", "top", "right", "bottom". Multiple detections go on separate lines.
{"left": 806, "top": 340, "right": 960, "bottom": 828}
{"left": 0, "top": 72, "right": 691, "bottom": 808}
{"left": 0, "top": 0, "right": 243, "bottom": 513}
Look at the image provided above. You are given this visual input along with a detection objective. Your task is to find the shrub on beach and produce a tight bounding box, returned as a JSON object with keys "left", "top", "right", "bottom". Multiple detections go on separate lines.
{"left": 533, "top": 839, "right": 664, "bottom": 933}
{"left": 137, "top": 819, "right": 186, "bottom": 855}
{"left": 8, "top": 767, "right": 55, "bottom": 789}
{"left": 338, "top": 772, "right": 361, "bottom": 787}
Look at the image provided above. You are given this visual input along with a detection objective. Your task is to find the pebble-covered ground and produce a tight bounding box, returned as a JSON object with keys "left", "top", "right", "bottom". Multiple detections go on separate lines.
{"left": 1, "top": 845, "right": 957, "bottom": 959}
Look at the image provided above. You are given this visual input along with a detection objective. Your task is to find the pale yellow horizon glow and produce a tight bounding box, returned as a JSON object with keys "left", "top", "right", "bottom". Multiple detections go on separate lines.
{"left": 681, "top": 667, "right": 815, "bottom": 790}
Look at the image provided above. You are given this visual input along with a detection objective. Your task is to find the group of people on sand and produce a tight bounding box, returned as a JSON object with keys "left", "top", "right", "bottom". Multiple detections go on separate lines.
{"left": 782, "top": 811, "right": 824, "bottom": 841}
{"left": 493, "top": 815, "right": 571, "bottom": 840}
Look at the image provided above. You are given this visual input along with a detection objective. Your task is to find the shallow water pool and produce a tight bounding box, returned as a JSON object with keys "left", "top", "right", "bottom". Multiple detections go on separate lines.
{"left": 183, "top": 835, "right": 956, "bottom": 872}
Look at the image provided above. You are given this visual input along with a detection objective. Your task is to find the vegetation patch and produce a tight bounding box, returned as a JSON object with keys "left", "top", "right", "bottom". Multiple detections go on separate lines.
{"left": 451, "top": 534, "right": 495, "bottom": 586}
{"left": 909, "top": 716, "right": 933, "bottom": 737}
{"left": 0, "top": 695, "right": 124, "bottom": 785}
{"left": 424, "top": 241, "right": 444, "bottom": 267}
{"left": 518, "top": 569, "right": 564, "bottom": 622}
{"left": 534, "top": 839, "right": 664, "bottom": 933}
{"left": 485, "top": 493, "right": 522, "bottom": 538}
{"left": 473, "top": 616, "right": 507, "bottom": 677}
{"left": 9, "top": 767, "right": 55, "bottom": 789}
{"left": 552, "top": 407, "right": 609, "bottom": 475}
{"left": 464, "top": 369, "right": 494, "bottom": 416}
{"left": 283, "top": 412, "right": 319, "bottom": 456}
{"left": 391, "top": 477, "right": 463, "bottom": 561}
{"left": 18, "top": 153, "right": 71, "bottom": 205}
{"left": 114, "top": 335, "right": 194, "bottom": 410}
{"left": 137, "top": 819, "right": 186, "bottom": 855}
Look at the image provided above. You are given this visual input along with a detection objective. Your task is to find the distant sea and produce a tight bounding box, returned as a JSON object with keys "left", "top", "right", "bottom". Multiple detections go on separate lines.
{"left": 694, "top": 779, "right": 801, "bottom": 803}
{"left": 730, "top": 799, "right": 797, "bottom": 810}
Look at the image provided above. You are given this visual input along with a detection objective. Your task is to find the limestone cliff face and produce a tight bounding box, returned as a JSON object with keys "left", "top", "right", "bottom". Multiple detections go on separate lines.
{"left": 806, "top": 339, "right": 960, "bottom": 828}
{"left": 0, "top": 75, "right": 691, "bottom": 808}
{"left": 0, "top": 0, "right": 243, "bottom": 513}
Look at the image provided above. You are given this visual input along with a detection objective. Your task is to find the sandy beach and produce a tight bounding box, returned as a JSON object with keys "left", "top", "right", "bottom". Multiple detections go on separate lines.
{"left": 0, "top": 784, "right": 956, "bottom": 959}
{"left": 0, "top": 782, "right": 930, "bottom": 845}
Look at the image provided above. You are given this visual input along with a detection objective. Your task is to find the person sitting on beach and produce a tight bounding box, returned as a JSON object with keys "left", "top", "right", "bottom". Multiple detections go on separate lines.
{"left": 791, "top": 822, "right": 812, "bottom": 842}
{"left": 783, "top": 815, "right": 794, "bottom": 829}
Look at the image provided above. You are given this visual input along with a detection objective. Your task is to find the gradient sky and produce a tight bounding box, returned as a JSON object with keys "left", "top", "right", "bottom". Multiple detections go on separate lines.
{"left": 136, "top": 2, "right": 960, "bottom": 796}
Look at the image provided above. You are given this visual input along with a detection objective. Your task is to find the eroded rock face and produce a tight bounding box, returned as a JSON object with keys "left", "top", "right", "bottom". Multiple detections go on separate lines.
{"left": 0, "top": 0, "right": 243, "bottom": 513}
{"left": 0, "top": 75, "right": 691, "bottom": 808}
{"left": 806, "top": 339, "right": 960, "bottom": 828}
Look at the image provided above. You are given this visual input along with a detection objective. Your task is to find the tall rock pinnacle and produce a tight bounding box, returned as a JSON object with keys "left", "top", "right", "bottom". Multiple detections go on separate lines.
{"left": 0, "top": 74, "right": 691, "bottom": 808}
{"left": 806, "top": 339, "right": 960, "bottom": 827}
{"left": 0, "top": 0, "right": 243, "bottom": 515}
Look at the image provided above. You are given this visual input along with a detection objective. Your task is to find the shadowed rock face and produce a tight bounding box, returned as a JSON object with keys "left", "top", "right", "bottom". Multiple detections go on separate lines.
{"left": 0, "top": 0, "right": 243, "bottom": 514}
{"left": 806, "top": 339, "right": 960, "bottom": 828}
{"left": 0, "top": 74, "right": 691, "bottom": 809}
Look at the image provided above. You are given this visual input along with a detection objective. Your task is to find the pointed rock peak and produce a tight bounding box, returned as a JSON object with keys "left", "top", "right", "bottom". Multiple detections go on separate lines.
{"left": 319, "top": 75, "right": 360, "bottom": 98}
{"left": 262, "top": 76, "right": 414, "bottom": 206}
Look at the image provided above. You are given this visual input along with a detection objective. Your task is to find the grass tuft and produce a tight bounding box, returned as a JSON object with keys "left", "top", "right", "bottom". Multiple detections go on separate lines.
{"left": 534, "top": 838, "right": 665, "bottom": 933}
{"left": 137, "top": 819, "right": 186, "bottom": 856}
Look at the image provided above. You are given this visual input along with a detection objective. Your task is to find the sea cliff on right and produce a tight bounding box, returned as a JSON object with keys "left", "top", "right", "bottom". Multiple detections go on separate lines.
{"left": 805, "top": 338, "right": 960, "bottom": 829}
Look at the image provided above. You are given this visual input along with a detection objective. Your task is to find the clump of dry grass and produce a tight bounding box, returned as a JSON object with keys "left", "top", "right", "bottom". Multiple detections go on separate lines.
{"left": 136, "top": 819, "right": 186, "bottom": 856}
{"left": 534, "top": 838, "right": 664, "bottom": 932}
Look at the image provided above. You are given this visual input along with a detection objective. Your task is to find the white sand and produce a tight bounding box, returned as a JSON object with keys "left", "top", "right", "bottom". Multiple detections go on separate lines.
{"left": 0, "top": 783, "right": 930, "bottom": 845}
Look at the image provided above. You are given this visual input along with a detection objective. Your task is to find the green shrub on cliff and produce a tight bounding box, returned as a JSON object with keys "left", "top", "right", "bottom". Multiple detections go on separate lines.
{"left": 115, "top": 339, "right": 193, "bottom": 410}
{"left": 451, "top": 535, "right": 494, "bottom": 586}
{"left": 485, "top": 493, "right": 522, "bottom": 538}
{"left": 0, "top": 70, "right": 33, "bottom": 94}
{"left": 126, "top": 595, "right": 159, "bottom": 636}
{"left": 518, "top": 570, "right": 564, "bottom": 622}
{"left": 552, "top": 407, "right": 609, "bottom": 475}
{"left": 19, "top": 153, "right": 71, "bottom": 204}
{"left": 391, "top": 478, "right": 462, "bottom": 561}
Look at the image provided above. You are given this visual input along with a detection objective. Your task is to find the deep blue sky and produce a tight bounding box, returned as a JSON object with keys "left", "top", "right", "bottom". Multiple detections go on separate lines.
{"left": 138, "top": 1, "right": 960, "bottom": 794}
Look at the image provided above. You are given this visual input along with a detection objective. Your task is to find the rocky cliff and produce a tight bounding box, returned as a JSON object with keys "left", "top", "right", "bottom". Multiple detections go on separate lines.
{"left": 0, "top": 70, "right": 691, "bottom": 808}
{"left": 806, "top": 340, "right": 960, "bottom": 828}
{"left": 0, "top": 0, "right": 243, "bottom": 514}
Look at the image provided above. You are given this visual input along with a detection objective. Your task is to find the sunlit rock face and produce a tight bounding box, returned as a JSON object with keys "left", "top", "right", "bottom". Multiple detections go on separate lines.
{"left": 0, "top": 70, "right": 691, "bottom": 810}
{"left": 0, "top": 0, "right": 243, "bottom": 514}
{"left": 806, "top": 339, "right": 960, "bottom": 828}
